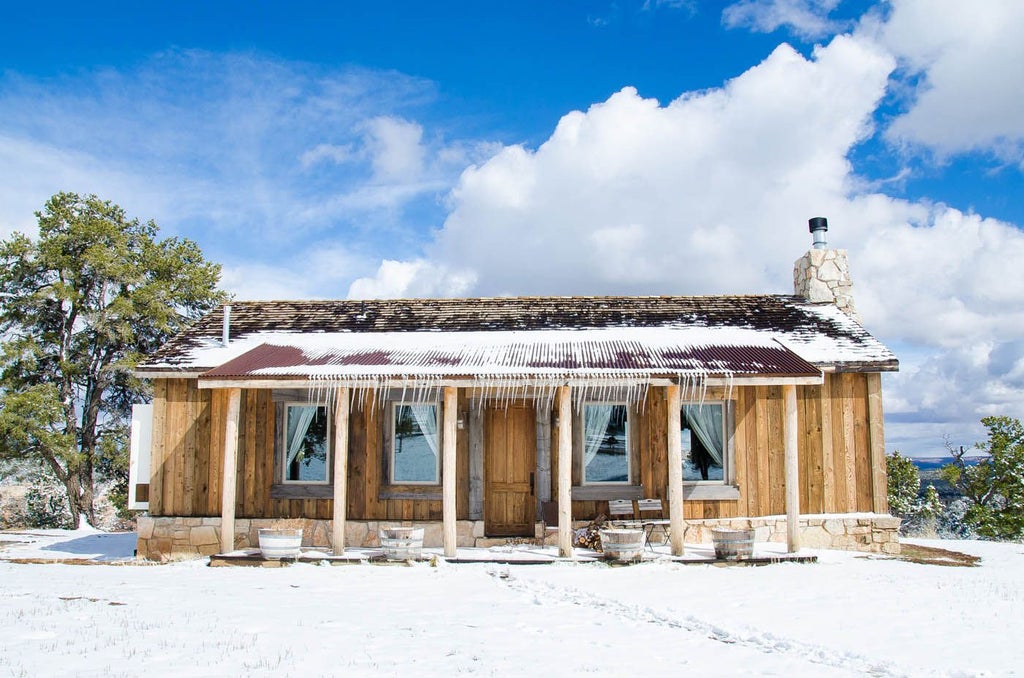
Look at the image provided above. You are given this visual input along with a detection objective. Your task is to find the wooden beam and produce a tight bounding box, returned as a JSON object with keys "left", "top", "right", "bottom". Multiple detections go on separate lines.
{"left": 535, "top": 401, "right": 552, "bottom": 512}
{"left": 866, "top": 372, "right": 888, "bottom": 513}
{"left": 198, "top": 374, "right": 825, "bottom": 391}
{"left": 443, "top": 386, "right": 458, "bottom": 557}
{"left": 468, "top": 402, "right": 484, "bottom": 520}
{"left": 220, "top": 388, "right": 241, "bottom": 554}
{"left": 820, "top": 374, "right": 836, "bottom": 513}
{"left": 666, "top": 384, "right": 685, "bottom": 556}
{"left": 332, "top": 388, "right": 350, "bottom": 554}
{"left": 703, "top": 375, "right": 823, "bottom": 386}
{"left": 556, "top": 386, "right": 573, "bottom": 558}
{"left": 783, "top": 384, "right": 800, "bottom": 552}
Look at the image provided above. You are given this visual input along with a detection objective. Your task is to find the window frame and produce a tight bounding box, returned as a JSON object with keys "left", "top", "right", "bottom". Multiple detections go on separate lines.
{"left": 679, "top": 400, "right": 734, "bottom": 487}
{"left": 580, "top": 401, "right": 632, "bottom": 486}
{"left": 389, "top": 400, "right": 442, "bottom": 486}
{"left": 281, "top": 401, "right": 332, "bottom": 486}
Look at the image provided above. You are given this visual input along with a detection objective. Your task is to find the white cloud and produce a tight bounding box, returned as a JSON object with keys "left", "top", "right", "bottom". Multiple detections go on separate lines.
{"left": 0, "top": 133, "right": 165, "bottom": 240}
{"left": 874, "top": 0, "right": 1024, "bottom": 162}
{"left": 0, "top": 51, "right": 473, "bottom": 257}
{"left": 222, "top": 242, "right": 377, "bottom": 300}
{"left": 723, "top": 0, "right": 844, "bottom": 39}
{"left": 418, "top": 35, "right": 894, "bottom": 297}
{"left": 347, "top": 259, "right": 475, "bottom": 299}
{"left": 300, "top": 143, "right": 356, "bottom": 168}
{"left": 361, "top": 116, "right": 427, "bottom": 183}
{"left": 347, "top": 31, "right": 1024, "bottom": 452}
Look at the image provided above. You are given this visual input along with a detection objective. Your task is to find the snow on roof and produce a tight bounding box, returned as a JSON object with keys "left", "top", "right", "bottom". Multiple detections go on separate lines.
{"left": 137, "top": 296, "right": 898, "bottom": 378}
{"left": 198, "top": 327, "right": 822, "bottom": 381}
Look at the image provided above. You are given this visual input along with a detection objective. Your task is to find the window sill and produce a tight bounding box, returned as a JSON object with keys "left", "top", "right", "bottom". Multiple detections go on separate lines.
{"left": 270, "top": 484, "right": 334, "bottom": 499}
{"left": 379, "top": 486, "right": 442, "bottom": 501}
{"left": 681, "top": 484, "right": 741, "bottom": 501}
{"left": 571, "top": 485, "right": 645, "bottom": 501}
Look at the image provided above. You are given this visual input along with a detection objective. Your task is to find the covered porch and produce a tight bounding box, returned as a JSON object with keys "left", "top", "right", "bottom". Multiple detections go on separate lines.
{"left": 194, "top": 327, "right": 826, "bottom": 560}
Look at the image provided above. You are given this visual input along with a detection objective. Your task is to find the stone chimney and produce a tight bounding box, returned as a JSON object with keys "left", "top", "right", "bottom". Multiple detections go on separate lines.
{"left": 793, "top": 217, "right": 859, "bottom": 322}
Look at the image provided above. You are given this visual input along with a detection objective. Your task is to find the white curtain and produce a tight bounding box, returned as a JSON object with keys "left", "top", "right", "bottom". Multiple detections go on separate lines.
{"left": 286, "top": 405, "right": 318, "bottom": 468}
{"left": 409, "top": 405, "right": 439, "bottom": 459}
{"left": 584, "top": 405, "right": 614, "bottom": 467}
{"left": 683, "top": 404, "right": 724, "bottom": 466}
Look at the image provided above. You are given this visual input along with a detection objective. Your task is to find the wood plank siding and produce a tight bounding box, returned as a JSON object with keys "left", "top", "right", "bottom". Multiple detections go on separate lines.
{"left": 148, "top": 373, "right": 887, "bottom": 521}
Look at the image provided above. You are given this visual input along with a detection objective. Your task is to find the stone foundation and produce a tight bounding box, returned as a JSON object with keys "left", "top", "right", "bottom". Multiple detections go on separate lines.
{"left": 682, "top": 514, "right": 901, "bottom": 555}
{"left": 136, "top": 512, "right": 900, "bottom": 561}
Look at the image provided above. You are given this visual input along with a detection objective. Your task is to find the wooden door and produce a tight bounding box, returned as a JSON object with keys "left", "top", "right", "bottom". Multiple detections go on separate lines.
{"left": 484, "top": 403, "right": 536, "bottom": 536}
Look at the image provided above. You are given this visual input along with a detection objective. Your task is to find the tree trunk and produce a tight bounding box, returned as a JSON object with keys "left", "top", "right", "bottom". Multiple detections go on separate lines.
{"left": 62, "top": 472, "right": 82, "bottom": 529}
{"left": 67, "top": 449, "right": 98, "bottom": 528}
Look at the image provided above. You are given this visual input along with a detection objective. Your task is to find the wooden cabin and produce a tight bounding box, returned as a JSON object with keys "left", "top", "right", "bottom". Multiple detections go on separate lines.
{"left": 132, "top": 246, "right": 901, "bottom": 560}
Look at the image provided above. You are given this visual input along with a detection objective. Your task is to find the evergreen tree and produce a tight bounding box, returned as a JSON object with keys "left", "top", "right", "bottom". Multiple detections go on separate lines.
{"left": 941, "top": 416, "right": 1024, "bottom": 540}
{"left": 0, "top": 193, "right": 225, "bottom": 527}
{"left": 886, "top": 450, "right": 920, "bottom": 518}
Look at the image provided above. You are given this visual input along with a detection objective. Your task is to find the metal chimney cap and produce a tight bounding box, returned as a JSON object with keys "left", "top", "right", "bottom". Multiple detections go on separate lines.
{"left": 808, "top": 217, "right": 828, "bottom": 233}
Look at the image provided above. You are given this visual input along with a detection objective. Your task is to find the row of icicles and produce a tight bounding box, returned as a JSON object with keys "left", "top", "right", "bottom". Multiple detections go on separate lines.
{"left": 304, "top": 371, "right": 732, "bottom": 414}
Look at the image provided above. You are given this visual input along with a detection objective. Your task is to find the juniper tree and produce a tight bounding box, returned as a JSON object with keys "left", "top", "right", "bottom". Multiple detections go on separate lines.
{"left": 886, "top": 450, "right": 920, "bottom": 518}
{"left": 942, "top": 416, "right": 1024, "bottom": 540}
{"left": 0, "top": 192, "right": 224, "bottom": 527}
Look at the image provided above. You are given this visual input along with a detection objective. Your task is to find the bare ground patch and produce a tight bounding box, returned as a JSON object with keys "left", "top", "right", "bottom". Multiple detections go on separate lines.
{"left": 895, "top": 543, "right": 981, "bottom": 567}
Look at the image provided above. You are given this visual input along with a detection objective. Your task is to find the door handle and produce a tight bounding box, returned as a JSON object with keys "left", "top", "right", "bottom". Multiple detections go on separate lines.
{"left": 530, "top": 472, "right": 535, "bottom": 496}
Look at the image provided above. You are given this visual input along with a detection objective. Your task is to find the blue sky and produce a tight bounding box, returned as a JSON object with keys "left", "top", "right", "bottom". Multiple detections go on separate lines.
{"left": 2, "top": 0, "right": 1023, "bottom": 456}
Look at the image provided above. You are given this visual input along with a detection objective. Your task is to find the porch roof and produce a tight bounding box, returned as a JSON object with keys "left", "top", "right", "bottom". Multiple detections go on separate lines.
{"left": 194, "top": 327, "right": 822, "bottom": 386}
{"left": 138, "top": 295, "right": 899, "bottom": 379}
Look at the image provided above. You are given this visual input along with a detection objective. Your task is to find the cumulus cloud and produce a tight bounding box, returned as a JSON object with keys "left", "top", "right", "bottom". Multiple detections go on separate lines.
{"left": 360, "top": 35, "right": 895, "bottom": 298}
{"left": 350, "top": 31, "right": 1024, "bottom": 453}
{"left": 874, "top": 0, "right": 1024, "bottom": 163}
{"left": 723, "top": 0, "right": 845, "bottom": 39}
{"left": 347, "top": 259, "right": 475, "bottom": 299}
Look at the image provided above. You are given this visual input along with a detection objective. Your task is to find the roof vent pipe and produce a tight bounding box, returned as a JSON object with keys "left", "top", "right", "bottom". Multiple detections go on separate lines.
{"left": 222, "top": 305, "right": 231, "bottom": 347}
{"left": 809, "top": 217, "right": 828, "bottom": 249}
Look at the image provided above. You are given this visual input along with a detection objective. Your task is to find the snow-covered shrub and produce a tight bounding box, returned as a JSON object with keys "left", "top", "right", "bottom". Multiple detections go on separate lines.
{"left": 24, "top": 487, "right": 74, "bottom": 529}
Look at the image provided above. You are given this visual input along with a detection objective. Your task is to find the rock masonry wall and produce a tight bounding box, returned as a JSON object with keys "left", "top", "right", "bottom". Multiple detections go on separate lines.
{"left": 793, "top": 248, "right": 859, "bottom": 321}
{"left": 137, "top": 513, "right": 899, "bottom": 561}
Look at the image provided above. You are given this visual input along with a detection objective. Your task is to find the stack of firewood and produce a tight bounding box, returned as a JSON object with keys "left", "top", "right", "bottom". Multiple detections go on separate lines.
{"left": 573, "top": 514, "right": 607, "bottom": 552}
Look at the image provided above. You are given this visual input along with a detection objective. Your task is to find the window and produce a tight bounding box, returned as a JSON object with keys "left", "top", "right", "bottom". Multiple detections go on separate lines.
{"left": 583, "top": 404, "right": 629, "bottom": 483}
{"left": 283, "top": 403, "right": 330, "bottom": 483}
{"left": 391, "top": 403, "right": 440, "bottom": 484}
{"left": 680, "top": 403, "right": 726, "bottom": 483}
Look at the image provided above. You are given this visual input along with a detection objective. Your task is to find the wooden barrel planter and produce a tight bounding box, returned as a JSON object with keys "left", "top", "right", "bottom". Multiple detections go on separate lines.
{"left": 258, "top": 529, "right": 302, "bottom": 560}
{"left": 600, "top": 528, "right": 644, "bottom": 563}
{"left": 380, "top": 527, "right": 425, "bottom": 561}
{"left": 711, "top": 528, "right": 755, "bottom": 560}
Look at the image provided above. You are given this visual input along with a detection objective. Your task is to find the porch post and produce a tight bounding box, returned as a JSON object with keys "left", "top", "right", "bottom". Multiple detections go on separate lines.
{"left": 332, "top": 387, "right": 350, "bottom": 555}
{"left": 220, "top": 388, "right": 241, "bottom": 554}
{"left": 443, "top": 386, "right": 458, "bottom": 558}
{"left": 784, "top": 384, "right": 801, "bottom": 552}
{"left": 557, "top": 385, "right": 573, "bottom": 558}
{"left": 666, "top": 384, "right": 685, "bottom": 556}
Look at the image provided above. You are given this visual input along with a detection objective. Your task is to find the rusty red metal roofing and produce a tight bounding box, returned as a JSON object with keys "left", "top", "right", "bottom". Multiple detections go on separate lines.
{"left": 138, "top": 295, "right": 898, "bottom": 374}
{"left": 201, "top": 337, "right": 821, "bottom": 380}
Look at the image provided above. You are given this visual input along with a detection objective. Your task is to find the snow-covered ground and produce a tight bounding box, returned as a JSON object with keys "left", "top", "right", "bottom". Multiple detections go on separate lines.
{"left": 1, "top": 529, "right": 1022, "bottom": 676}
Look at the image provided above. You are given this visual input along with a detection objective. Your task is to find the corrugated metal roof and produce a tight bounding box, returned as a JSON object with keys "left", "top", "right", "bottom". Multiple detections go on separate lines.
{"left": 200, "top": 332, "right": 821, "bottom": 381}
{"left": 138, "top": 295, "right": 898, "bottom": 374}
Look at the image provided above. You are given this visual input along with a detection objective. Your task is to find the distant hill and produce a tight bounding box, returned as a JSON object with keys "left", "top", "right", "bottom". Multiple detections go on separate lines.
{"left": 910, "top": 457, "right": 987, "bottom": 472}
{"left": 908, "top": 456, "right": 987, "bottom": 503}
